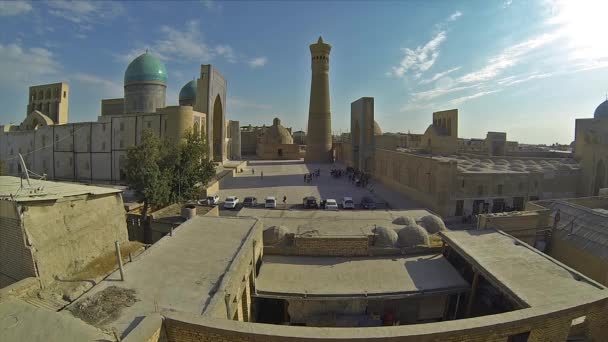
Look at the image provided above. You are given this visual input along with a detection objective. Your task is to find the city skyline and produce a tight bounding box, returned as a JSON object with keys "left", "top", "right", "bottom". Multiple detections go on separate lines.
{"left": 1, "top": 0, "right": 607, "bottom": 144}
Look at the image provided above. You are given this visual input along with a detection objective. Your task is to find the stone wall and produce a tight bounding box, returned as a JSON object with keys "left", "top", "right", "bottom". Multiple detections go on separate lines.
{"left": 550, "top": 236, "right": 608, "bottom": 286}
{"left": 477, "top": 210, "right": 550, "bottom": 246}
{"left": 21, "top": 193, "right": 128, "bottom": 286}
{"left": 293, "top": 236, "right": 368, "bottom": 256}
{"left": 158, "top": 297, "right": 608, "bottom": 342}
{"left": 0, "top": 201, "right": 37, "bottom": 288}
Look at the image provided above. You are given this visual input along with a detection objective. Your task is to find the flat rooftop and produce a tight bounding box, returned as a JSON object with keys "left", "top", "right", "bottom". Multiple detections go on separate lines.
{"left": 441, "top": 230, "right": 606, "bottom": 307}
{"left": 238, "top": 208, "right": 435, "bottom": 236}
{"left": 0, "top": 176, "right": 121, "bottom": 202}
{"left": 256, "top": 255, "right": 469, "bottom": 298}
{"left": 0, "top": 298, "right": 110, "bottom": 341}
{"left": 68, "top": 215, "right": 258, "bottom": 336}
{"left": 433, "top": 154, "right": 580, "bottom": 174}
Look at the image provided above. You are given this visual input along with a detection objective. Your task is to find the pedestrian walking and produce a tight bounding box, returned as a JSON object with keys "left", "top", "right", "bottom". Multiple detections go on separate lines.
{"left": 252, "top": 168, "right": 255, "bottom": 175}
{"left": 261, "top": 171, "right": 264, "bottom": 180}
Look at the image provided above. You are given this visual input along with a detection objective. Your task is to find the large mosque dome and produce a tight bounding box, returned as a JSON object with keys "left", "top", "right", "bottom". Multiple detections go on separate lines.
{"left": 179, "top": 80, "right": 197, "bottom": 106}
{"left": 124, "top": 52, "right": 167, "bottom": 84}
{"left": 259, "top": 118, "right": 294, "bottom": 145}
{"left": 594, "top": 100, "right": 608, "bottom": 119}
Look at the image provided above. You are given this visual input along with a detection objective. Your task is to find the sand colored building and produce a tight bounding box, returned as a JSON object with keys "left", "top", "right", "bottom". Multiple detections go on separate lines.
{"left": 26, "top": 83, "right": 69, "bottom": 125}
{"left": 338, "top": 98, "right": 580, "bottom": 217}
{"left": 305, "top": 36, "right": 333, "bottom": 162}
{"left": 239, "top": 118, "right": 303, "bottom": 159}
{"left": 574, "top": 99, "right": 608, "bottom": 196}
{"left": 2, "top": 209, "right": 606, "bottom": 341}
{"left": 0, "top": 53, "right": 230, "bottom": 183}
{"left": 0, "top": 176, "right": 128, "bottom": 288}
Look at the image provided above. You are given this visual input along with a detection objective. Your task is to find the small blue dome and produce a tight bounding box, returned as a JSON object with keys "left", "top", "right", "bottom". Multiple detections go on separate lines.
{"left": 179, "top": 80, "right": 197, "bottom": 101}
{"left": 594, "top": 100, "right": 608, "bottom": 119}
{"left": 124, "top": 52, "right": 167, "bottom": 84}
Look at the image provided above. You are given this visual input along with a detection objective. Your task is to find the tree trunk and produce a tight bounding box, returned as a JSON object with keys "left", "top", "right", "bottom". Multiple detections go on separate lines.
{"left": 141, "top": 200, "right": 152, "bottom": 244}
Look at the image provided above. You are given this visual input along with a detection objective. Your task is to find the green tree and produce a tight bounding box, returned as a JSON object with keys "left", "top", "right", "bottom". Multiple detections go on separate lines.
{"left": 170, "top": 129, "right": 216, "bottom": 202}
{"left": 125, "top": 129, "right": 172, "bottom": 221}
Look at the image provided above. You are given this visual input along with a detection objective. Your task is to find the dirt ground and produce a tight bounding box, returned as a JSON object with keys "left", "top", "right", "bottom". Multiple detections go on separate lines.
{"left": 25, "top": 241, "right": 144, "bottom": 310}
{"left": 67, "top": 286, "right": 138, "bottom": 327}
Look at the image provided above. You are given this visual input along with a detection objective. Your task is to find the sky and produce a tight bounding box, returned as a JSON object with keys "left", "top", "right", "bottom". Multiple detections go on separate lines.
{"left": 0, "top": 0, "right": 607, "bottom": 144}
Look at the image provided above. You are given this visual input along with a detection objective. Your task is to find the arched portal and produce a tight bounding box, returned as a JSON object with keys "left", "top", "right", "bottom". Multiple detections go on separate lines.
{"left": 213, "top": 95, "right": 224, "bottom": 162}
{"left": 593, "top": 159, "right": 606, "bottom": 195}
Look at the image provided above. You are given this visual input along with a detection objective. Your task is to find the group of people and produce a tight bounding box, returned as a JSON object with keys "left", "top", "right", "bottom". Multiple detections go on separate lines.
{"left": 304, "top": 169, "right": 321, "bottom": 183}
{"left": 330, "top": 168, "right": 345, "bottom": 178}
{"left": 348, "top": 169, "right": 371, "bottom": 187}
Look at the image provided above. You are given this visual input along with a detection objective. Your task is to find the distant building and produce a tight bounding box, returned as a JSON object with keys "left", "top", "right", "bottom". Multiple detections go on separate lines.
{"left": 574, "top": 99, "right": 608, "bottom": 196}
{"left": 0, "top": 176, "right": 128, "bottom": 288}
{"left": 342, "top": 98, "right": 581, "bottom": 217}
{"left": 0, "top": 53, "right": 230, "bottom": 183}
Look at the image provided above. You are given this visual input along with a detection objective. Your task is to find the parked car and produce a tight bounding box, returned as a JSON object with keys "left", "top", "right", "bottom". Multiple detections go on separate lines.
{"left": 223, "top": 196, "right": 239, "bottom": 209}
{"left": 202, "top": 194, "right": 219, "bottom": 206}
{"left": 360, "top": 196, "right": 376, "bottom": 209}
{"left": 265, "top": 197, "right": 277, "bottom": 208}
{"left": 302, "top": 196, "right": 319, "bottom": 209}
{"left": 325, "top": 199, "right": 339, "bottom": 210}
{"left": 342, "top": 197, "right": 355, "bottom": 209}
{"left": 243, "top": 196, "right": 258, "bottom": 207}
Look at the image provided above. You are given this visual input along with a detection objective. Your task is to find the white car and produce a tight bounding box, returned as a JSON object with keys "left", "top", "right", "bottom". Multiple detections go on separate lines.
{"left": 223, "top": 196, "right": 239, "bottom": 209}
{"left": 324, "top": 199, "right": 339, "bottom": 211}
{"left": 342, "top": 197, "right": 355, "bottom": 209}
{"left": 201, "top": 194, "right": 219, "bottom": 206}
{"left": 265, "top": 197, "right": 277, "bottom": 208}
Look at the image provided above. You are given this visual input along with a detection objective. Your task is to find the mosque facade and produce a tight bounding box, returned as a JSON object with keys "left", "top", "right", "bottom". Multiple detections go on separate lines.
{"left": 0, "top": 52, "right": 232, "bottom": 183}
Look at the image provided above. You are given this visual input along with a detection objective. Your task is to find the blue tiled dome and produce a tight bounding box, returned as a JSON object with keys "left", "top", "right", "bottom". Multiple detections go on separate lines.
{"left": 594, "top": 100, "right": 608, "bottom": 119}
{"left": 179, "top": 80, "right": 197, "bottom": 102}
{"left": 124, "top": 52, "right": 167, "bottom": 84}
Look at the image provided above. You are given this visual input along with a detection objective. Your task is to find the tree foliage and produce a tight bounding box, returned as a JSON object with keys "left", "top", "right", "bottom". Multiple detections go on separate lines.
{"left": 125, "top": 130, "right": 172, "bottom": 214}
{"left": 125, "top": 129, "right": 216, "bottom": 212}
{"left": 170, "top": 129, "right": 216, "bottom": 202}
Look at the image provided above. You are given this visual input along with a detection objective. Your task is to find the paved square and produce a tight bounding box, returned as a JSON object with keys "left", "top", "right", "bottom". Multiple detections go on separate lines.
{"left": 216, "top": 160, "right": 422, "bottom": 213}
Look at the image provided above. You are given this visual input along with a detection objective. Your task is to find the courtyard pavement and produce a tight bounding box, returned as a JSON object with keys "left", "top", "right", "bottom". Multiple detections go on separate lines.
{"left": 216, "top": 159, "right": 423, "bottom": 215}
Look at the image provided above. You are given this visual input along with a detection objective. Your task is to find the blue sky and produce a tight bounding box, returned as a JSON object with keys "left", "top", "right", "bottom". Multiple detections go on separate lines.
{"left": 1, "top": 0, "right": 607, "bottom": 144}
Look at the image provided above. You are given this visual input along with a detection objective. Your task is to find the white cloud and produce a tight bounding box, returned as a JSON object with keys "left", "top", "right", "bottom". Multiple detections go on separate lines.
{"left": 0, "top": 43, "right": 60, "bottom": 84}
{"left": 457, "top": 33, "right": 559, "bottom": 84}
{"left": 201, "top": 0, "right": 222, "bottom": 12}
{"left": 118, "top": 21, "right": 239, "bottom": 65}
{"left": 215, "top": 45, "right": 236, "bottom": 63}
{"left": 389, "top": 31, "right": 446, "bottom": 78}
{"left": 496, "top": 72, "right": 553, "bottom": 86}
{"left": 248, "top": 57, "right": 268, "bottom": 68}
{"left": 448, "top": 11, "right": 462, "bottom": 21}
{"left": 46, "top": 0, "right": 125, "bottom": 27}
{"left": 0, "top": 0, "right": 32, "bottom": 16}
{"left": 155, "top": 20, "right": 214, "bottom": 61}
{"left": 229, "top": 97, "right": 271, "bottom": 110}
{"left": 70, "top": 73, "right": 122, "bottom": 95}
{"left": 503, "top": 0, "right": 513, "bottom": 8}
{"left": 419, "top": 66, "right": 461, "bottom": 85}
{"left": 448, "top": 89, "right": 502, "bottom": 106}
{"left": 412, "top": 83, "right": 480, "bottom": 101}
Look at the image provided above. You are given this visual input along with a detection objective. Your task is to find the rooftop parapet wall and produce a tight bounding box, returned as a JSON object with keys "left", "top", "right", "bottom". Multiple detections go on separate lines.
{"left": 158, "top": 297, "right": 608, "bottom": 342}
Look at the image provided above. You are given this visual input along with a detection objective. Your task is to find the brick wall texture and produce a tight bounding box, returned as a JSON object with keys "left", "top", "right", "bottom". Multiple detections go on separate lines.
{"left": 0, "top": 202, "right": 36, "bottom": 288}
{"left": 294, "top": 237, "right": 368, "bottom": 256}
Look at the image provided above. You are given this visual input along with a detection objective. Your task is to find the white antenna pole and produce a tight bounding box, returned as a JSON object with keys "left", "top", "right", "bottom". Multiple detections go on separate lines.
{"left": 18, "top": 153, "right": 31, "bottom": 187}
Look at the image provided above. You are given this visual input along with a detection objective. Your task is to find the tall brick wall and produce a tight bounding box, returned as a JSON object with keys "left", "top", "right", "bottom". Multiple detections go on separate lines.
{"left": 293, "top": 237, "right": 368, "bottom": 256}
{"left": 0, "top": 201, "right": 37, "bottom": 288}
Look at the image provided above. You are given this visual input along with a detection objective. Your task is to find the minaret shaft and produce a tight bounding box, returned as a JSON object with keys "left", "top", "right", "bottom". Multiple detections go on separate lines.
{"left": 305, "top": 36, "right": 332, "bottom": 163}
